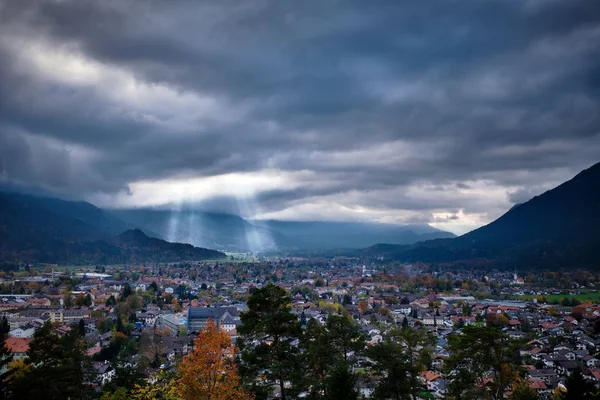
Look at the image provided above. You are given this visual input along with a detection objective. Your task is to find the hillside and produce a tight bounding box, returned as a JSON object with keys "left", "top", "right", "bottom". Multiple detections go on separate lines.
{"left": 111, "top": 209, "right": 280, "bottom": 252}
{"left": 362, "top": 162, "right": 600, "bottom": 269}
{"left": 112, "top": 209, "right": 455, "bottom": 252}
{"left": 0, "top": 192, "right": 226, "bottom": 264}
{"left": 252, "top": 220, "right": 455, "bottom": 250}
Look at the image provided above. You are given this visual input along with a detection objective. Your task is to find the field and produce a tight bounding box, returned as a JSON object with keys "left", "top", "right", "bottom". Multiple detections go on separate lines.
{"left": 517, "top": 290, "right": 600, "bottom": 304}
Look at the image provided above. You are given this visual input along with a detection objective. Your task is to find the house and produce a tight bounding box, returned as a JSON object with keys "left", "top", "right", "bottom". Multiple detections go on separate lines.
{"left": 3, "top": 337, "right": 32, "bottom": 372}
{"left": 8, "top": 324, "right": 35, "bottom": 338}
{"left": 392, "top": 306, "right": 412, "bottom": 315}
{"left": 137, "top": 312, "right": 158, "bottom": 327}
{"left": 91, "top": 361, "right": 115, "bottom": 385}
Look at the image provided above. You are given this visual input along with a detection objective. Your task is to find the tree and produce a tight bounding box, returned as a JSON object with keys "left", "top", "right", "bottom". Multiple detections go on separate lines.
{"left": 401, "top": 315, "right": 409, "bottom": 330}
{"left": 0, "top": 330, "right": 13, "bottom": 399}
{"left": 63, "top": 292, "right": 73, "bottom": 308}
{"left": 324, "top": 361, "right": 359, "bottom": 400}
{"left": 0, "top": 317, "right": 9, "bottom": 335}
{"left": 106, "top": 295, "right": 117, "bottom": 306}
{"left": 131, "top": 371, "right": 179, "bottom": 400}
{"left": 78, "top": 318, "right": 86, "bottom": 336}
{"left": 445, "top": 325, "right": 521, "bottom": 400}
{"left": 560, "top": 367, "right": 600, "bottom": 400}
{"left": 121, "top": 283, "right": 132, "bottom": 300}
{"left": 102, "top": 351, "right": 147, "bottom": 396}
{"left": 238, "top": 283, "right": 301, "bottom": 400}
{"left": 510, "top": 382, "right": 539, "bottom": 400}
{"left": 358, "top": 300, "right": 369, "bottom": 314}
{"left": 300, "top": 318, "right": 335, "bottom": 397}
{"left": 368, "top": 327, "right": 434, "bottom": 400}
{"left": 10, "top": 322, "right": 92, "bottom": 399}
{"left": 326, "top": 315, "right": 367, "bottom": 362}
{"left": 176, "top": 319, "right": 251, "bottom": 400}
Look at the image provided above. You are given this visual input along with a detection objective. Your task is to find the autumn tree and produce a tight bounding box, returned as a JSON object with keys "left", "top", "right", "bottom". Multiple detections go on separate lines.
{"left": 357, "top": 300, "right": 369, "bottom": 314}
{"left": 510, "top": 382, "right": 539, "bottom": 400}
{"left": 176, "top": 319, "right": 251, "bottom": 400}
{"left": 131, "top": 370, "right": 179, "bottom": 400}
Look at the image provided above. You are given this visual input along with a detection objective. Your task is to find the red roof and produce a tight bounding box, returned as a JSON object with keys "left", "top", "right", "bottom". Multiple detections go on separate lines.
{"left": 5, "top": 338, "right": 32, "bottom": 354}
{"left": 529, "top": 380, "right": 547, "bottom": 389}
{"left": 421, "top": 371, "right": 441, "bottom": 382}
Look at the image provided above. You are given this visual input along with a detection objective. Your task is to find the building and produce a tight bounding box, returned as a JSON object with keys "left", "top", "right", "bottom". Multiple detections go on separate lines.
{"left": 3, "top": 338, "right": 32, "bottom": 373}
{"left": 187, "top": 307, "right": 240, "bottom": 333}
{"left": 157, "top": 314, "right": 181, "bottom": 336}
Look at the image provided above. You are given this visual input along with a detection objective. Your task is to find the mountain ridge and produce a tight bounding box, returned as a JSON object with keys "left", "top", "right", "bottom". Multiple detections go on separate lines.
{"left": 360, "top": 161, "right": 600, "bottom": 269}
{"left": 0, "top": 192, "right": 226, "bottom": 264}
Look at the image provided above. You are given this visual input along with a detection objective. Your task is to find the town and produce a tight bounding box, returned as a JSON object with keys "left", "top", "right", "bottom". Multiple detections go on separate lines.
{"left": 1, "top": 258, "right": 599, "bottom": 399}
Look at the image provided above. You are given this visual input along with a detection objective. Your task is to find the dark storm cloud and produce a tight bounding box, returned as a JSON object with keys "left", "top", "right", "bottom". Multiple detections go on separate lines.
{"left": 1, "top": 0, "right": 599, "bottom": 232}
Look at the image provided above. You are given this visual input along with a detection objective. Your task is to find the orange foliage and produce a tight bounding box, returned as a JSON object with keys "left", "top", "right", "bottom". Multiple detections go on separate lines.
{"left": 358, "top": 300, "right": 369, "bottom": 313}
{"left": 176, "top": 319, "right": 252, "bottom": 400}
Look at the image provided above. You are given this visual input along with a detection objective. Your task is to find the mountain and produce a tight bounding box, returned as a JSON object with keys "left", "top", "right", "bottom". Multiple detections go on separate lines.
{"left": 112, "top": 209, "right": 454, "bottom": 252}
{"left": 111, "top": 209, "right": 280, "bottom": 252}
{"left": 0, "top": 192, "right": 226, "bottom": 264}
{"left": 0, "top": 190, "right": 455, "bottom": 257}
{"left": 251, "top": 220, "right": 455, "bottom": 250}
{"left": 362, "top": 162, "right": 600, "bottom": 269}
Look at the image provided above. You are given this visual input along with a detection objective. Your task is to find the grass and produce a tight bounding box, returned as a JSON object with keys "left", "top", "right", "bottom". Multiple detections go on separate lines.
{"left": 517, "top": 290, "right": 600, "bottom": 304}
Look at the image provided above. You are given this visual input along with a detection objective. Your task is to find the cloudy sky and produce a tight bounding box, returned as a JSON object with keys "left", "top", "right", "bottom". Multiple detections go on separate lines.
{"left": 1, "top": 0, "right": 599, "bottom": 234}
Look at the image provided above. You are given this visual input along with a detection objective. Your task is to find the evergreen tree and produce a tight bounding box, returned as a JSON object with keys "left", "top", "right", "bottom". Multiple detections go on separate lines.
{"left": 445, "top": 325, "right": 521, "bottom": 400}
{"left": 300, "top": 318, "right": 335, "bottom": 398}
{"left": 402, "top": 315, "right": 409, "bottom": 330}
{"left": 105, "top": 295, "right": 117, "bottom": 306}
{"left": 324, "top": 361, "right": 359, "bottom": 400}
{"left": 238, "top": 283, "right": 302, "bottom": 400}
{"left": 561, "top": 367, "right": 600, "bottom": 400}
{"left": 78, "top": 319, "right": 86, "bottom": 337}
{"left": 326, "top": 315, "right": 367, "bottom": 363}
{"left": 10, "top": 322, "right": 92, "bottom": 399}
{"left": 120, "top": 284, "right": 132, "bottom": 300}
{"left": 0, "top": 317, "right": 9, "bottom": 335}
{"left": 0, "top": 331, "right": 13, "bottom": 400}
{"left": 368, "top": 327, "right": 434, "bottom": 400}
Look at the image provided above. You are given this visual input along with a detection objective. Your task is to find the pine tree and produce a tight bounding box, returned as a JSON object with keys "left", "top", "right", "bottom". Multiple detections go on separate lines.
{"left": 238, "top": 284, "right": 301, "bottom": 400}
{"left": 324, "top": 361, "right": 359, "bottom": 400}
{"left": 0, "top": 331, "right": 13, "bottom": 399}
{"left": 10, "top": 322, "right": 92, "bottom": 399}
{"left": 78, "top": 319, "right": 86, "bottom": 336}
{"left": 0, "top": 317, "right": 9, "bottom": 335}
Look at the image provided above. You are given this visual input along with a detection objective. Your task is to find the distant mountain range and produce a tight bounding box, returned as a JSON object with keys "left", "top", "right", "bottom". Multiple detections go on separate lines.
{"left": 0, "top": 192, "right": 226, "bottom": 264}
{"left": 2, "top": 161, "right": 599, "bottom": 267}
{"left": 111, "top": 209, "right": 454, "bottom": 252}
{"left": 0, "top": 190, "right": 455, "bottom": 263}
{"left": 360, "top": 161, "right": 600, "bottom": 269}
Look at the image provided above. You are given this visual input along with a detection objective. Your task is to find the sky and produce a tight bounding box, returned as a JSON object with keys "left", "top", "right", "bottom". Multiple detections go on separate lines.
{"left": 0, "top": 0, "right": 599, "bottom": 235}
